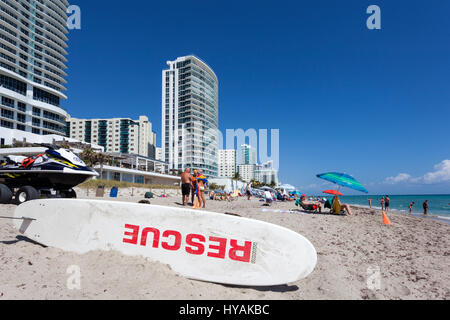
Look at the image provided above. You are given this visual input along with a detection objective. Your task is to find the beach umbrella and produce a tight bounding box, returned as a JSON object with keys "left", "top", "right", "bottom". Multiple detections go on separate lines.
{"left": 316, "top": 172, "right": 368, "bottom": 193}
{"left": 323, "top": 190, "right": 344, "bottom": 196}
{"left": 279, "top": 184, "right": 296, "bottom": 192}
{"left": 260, "top": 186, "right": 276, "bottom": 192}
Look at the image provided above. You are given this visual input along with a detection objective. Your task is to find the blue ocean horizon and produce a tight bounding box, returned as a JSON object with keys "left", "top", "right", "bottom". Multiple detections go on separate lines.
{"left": 339, "top": 194, "right": 450, "bottom": 221}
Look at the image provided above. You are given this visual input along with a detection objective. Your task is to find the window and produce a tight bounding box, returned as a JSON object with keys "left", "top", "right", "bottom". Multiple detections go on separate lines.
{"left": 1, "top": 120, "right": 13, "bottom": 128}
{"left": 16, "top": 124, "right": 25, "bottom": 131}
{"left": 32, "top": 117, "right": 41, "bottom": 126}
{"left": 1, "top": 108, "right": 14, "bottom": 119}
{"left": 17, "top": 102, "right": 26, "bottom": 112}
{"left": 32, "top": 128, "right": 40, "bottom": 134}
{"left": 0, "top": 74, "right": 26, "bottom": 95}
{"left": 1, "top": 96, "right": 14, "bottom": 108}
{"left": 33, "top": 87, "right": 60, "bottom": 107}
{"left": 32, "top": 107, "right": 41, "bottom": 116}
{"left": 17, "top": 113, "right": 26, "bottom": 123}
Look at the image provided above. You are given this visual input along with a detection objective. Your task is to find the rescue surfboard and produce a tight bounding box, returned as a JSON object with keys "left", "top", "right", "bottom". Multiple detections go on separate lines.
{"left": 14, "top": 199, "right": 317, "bottom": 286}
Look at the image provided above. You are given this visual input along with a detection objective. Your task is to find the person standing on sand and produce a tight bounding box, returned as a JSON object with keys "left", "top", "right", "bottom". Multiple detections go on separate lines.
{"left": 190, "top": 169, "right": 198, "bottom": 205}
{"left": 246, "top": 184, "right": 252, "bottom": 200}
{"left": 409, "top": 201, "right": 415, "bottom": 214}
{"left": 197, "top": 170, "right": 206, "bottom": 208}
{"left": 180, "top": 168, "right": 192, "bottom": 206}
{"left": 423, "top": 200, "right": 429, "bottom": 215}
{"left": 368, "top": 198, "right": 372, "bottom": 208}
{"left": 380, "top": 197, "right": 385, "bottom": 211}
{"left": 384, "top": 195, "right": 390, "bottom": 212}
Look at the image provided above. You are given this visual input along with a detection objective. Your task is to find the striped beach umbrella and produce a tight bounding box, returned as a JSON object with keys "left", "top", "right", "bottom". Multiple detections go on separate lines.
{"left": 316, "top": 172, "right": 368, "bottom": 193}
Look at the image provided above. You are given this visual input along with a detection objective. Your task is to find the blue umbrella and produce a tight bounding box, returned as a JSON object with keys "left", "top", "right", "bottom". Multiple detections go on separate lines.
{"left": 316, "top": 172, "right": 368, "bottom": 193}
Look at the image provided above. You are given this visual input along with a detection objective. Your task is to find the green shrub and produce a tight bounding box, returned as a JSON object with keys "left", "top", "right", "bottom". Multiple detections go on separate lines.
{"left": 79, "top": 179, "right": 179, "bottom": 190}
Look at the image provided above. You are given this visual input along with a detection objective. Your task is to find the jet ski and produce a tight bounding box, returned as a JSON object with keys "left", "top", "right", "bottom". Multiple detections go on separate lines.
{"left": 0, "top": 145, "right": 99, "bottom": 204}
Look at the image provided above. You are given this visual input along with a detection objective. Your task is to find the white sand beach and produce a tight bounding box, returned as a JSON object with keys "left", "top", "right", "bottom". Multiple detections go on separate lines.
{"left": 0, "top": 187, "right": 449, "bottom": 300}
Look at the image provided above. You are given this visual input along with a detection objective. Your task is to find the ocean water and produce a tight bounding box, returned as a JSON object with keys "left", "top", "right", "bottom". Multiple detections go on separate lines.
{"left": 339, "top": 194, "right": 450, "bottom": 221}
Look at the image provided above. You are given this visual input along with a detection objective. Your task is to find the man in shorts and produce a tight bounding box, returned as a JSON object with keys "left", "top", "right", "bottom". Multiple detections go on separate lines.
{"left": 423, "top": 200, "right": 429, "bottom": 215}
{"left": 384, "top": 195, "right": 390, "bottom": 212}
{"left": 180, "top": 168, "right": 192, "bottom": 206}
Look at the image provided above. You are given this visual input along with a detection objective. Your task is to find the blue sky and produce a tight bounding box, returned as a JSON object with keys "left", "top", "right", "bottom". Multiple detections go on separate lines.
{"left": 65, "top": 0, "right": 450, "bottom": 195}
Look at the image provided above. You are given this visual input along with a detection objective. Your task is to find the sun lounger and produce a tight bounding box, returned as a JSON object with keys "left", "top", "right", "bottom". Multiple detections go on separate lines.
{"left": 295, "top": 199, "right": 320, "bottom": 212}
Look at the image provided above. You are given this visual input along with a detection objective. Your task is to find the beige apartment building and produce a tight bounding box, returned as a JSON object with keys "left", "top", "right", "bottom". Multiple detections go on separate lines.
{"left": 67, "top": 115, "right": 157, "bottom": 158}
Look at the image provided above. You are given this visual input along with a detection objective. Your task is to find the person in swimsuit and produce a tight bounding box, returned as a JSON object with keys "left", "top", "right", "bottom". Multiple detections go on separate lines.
{"left": 380, "top": 197, "right": 385, "bottom": 211}
{"left": 409, "top": 201, "right": 415, "bottom": 214}
{"left": 197, "top": 170, "right": 206, "bottom": 208}
{"left": 423, "top": 200, "right": 429, "bottom": 215}
{"left": 246, "top": 184, "right": 252, "bottom": 200}
{"left": 190, "top": 169, "right": 198, "bottom": 205}
{"left": 180, "top": 168, "right": 192, "bottom": 206}
{"left": 384, "top": 195, "right": 390, "bottom": 212}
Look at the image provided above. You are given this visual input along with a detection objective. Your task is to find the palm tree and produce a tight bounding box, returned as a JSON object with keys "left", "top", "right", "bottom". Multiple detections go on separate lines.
{"left": 80, "top": 148, "right": 109, "bottom": 180}
{"left": 250, "top": 179, "right": 262, "bottom": 188}
{"left": 232, "top": 172, "right": 241, "bottom": 191}
{"left": 80, "top": 148, "right": 97, "bottom": 167}
{"left": 94, "top": 152, "right": 109, "bottom": 180}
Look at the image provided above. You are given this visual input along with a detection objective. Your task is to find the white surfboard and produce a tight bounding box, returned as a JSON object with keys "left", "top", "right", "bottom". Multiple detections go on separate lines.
{"left": 14, "top": 199, "right": 317, "bottom": 286}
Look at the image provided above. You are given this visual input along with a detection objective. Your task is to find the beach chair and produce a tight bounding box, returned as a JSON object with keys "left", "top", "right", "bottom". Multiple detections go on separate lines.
{"left": 295, "top": 199, "right": 320, "bottom": 213}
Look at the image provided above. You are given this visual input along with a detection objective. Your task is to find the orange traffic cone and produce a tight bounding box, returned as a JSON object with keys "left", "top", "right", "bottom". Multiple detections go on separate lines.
{"left": 382, "top": 211, "right": 392, "bottom": 225}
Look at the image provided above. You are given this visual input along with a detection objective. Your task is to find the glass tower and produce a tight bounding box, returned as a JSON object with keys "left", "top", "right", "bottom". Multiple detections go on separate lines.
{"left": 162, "top": 55, "right": 219, "bottom": 177}
{"left": 0, "top": 0, "right": 69, "bottom": 136}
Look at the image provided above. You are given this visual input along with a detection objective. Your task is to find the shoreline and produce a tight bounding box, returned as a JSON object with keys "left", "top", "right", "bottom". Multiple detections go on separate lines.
{"left": 347, "top": 203, "right": 450, "bottom": 225}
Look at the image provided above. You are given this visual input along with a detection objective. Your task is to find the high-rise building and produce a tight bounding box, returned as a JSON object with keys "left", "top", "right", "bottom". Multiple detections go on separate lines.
{"left": 162, "top": 55, "right": 219, "bottom": 177}
{"left": 155, "top": 147, "right": 163, "bottom": 161}
{"left": 67, "top": 116, "right": 157, "bottom": 158}
{"left": 218, "top": 149, "right": 236, "bottom": 178}
{"left": 0, "top": 0, "right": 69, "bottom": 137}
{"left": 240, "top": 144, "right": 257, "bottom": 165}
{"left": 255, "top": 160, "right": 279, "bottom": 185}
{"left": 238, "top": 164, "right": 255, "bottom": 183}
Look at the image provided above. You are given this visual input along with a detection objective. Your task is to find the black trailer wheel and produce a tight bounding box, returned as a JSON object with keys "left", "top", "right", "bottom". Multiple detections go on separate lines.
{"left": 14, "top": 186, "right": 40, "bottom": 205}
{"left": 0, "top": 184, "right": 13, "bottom": 204}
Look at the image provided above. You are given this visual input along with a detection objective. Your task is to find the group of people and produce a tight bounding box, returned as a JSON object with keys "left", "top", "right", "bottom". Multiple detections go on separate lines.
{"left": 409, "top": 200, "right": 429, "bottom": 215}
{"left": 261, "top": 189, "right": 296, "bottom": 203}
{"left": 180, "top": 168, "right": 208, "bottom": 208}
{"left": 209, "top": 191, "right": 235, "bottom": 201}
{"left": 367, "top": 195, "right": 391, "bottom": 211}
{"left": 368, "top": 196, "right": 430, "bottom": 215}
{"left": 297, "top": 194, "right": 353, "bottom": 215}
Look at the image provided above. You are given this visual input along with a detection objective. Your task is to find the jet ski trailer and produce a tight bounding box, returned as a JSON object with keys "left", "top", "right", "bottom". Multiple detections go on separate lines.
{"left": 0, "top": 145, "right": 99, "bottom": 205}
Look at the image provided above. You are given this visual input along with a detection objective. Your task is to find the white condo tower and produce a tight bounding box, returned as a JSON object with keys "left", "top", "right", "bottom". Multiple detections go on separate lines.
{"left": 0, "top": 0, "right": 69, "bottom": 137}
{"left": 161, "top": 55, "right": 219, "bottom": 177}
